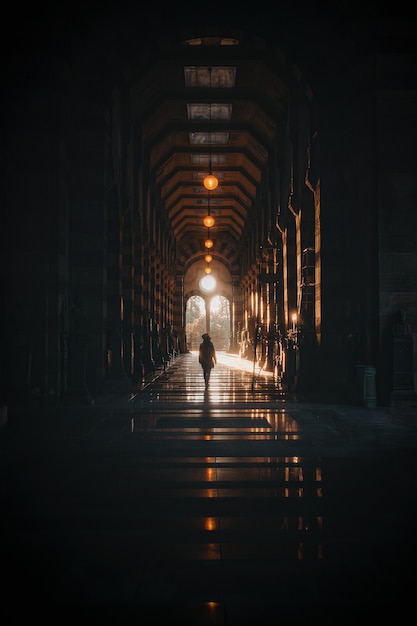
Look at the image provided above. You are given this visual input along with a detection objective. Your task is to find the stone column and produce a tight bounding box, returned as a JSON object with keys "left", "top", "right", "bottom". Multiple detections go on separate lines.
{"left": 391, "top": 310, "right": 417, "bottom": 407}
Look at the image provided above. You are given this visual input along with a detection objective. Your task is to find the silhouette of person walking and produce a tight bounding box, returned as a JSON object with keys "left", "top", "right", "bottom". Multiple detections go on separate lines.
{"left": 198, "top": 333, "right": 217, "bottom": 386}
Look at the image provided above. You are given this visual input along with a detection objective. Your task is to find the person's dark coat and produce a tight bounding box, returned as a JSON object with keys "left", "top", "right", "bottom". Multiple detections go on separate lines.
{"left": 198, "top": 334, "right": 217, "bottom": 372}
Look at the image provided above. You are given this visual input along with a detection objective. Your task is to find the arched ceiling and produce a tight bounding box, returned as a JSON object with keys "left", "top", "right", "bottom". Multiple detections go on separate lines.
{"left": 8, "top": 6, "right": 319, "bottom": 281}
{"left": 7, "top": 3, "right": 374, "bottom": 283}
{"left": 129, "top": 33, "right": 292, "bottom": 275}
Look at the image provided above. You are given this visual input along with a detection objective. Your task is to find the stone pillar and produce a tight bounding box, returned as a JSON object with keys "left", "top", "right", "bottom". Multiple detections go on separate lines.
{"left": 391, "top": 310, "right": 417, "bottom": 407}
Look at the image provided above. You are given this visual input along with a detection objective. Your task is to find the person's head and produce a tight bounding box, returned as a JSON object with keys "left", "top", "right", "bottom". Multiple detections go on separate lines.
{"left": 202, "top": 333, "right": 211, "bottom": 341}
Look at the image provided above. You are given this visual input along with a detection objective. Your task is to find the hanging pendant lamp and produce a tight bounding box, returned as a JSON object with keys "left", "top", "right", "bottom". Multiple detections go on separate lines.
{"left": 203, "top": 66, "right": 218, "bottom": 191}
{"left": 205, "top": 225, "right": 213, "bottom": 249}
{"left": 203, "top": 213, "right": 215, "bottom": 228}
{"left": 203, "top": 173, "right": 218, "bottom": 190}
{"left": 203, "top": 188, "right": 215, "bottom": 227}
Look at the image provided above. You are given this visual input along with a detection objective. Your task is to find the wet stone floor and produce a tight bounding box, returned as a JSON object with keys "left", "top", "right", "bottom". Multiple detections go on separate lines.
{"left": 2, "top": 351, "right": 417, "bottom": 624}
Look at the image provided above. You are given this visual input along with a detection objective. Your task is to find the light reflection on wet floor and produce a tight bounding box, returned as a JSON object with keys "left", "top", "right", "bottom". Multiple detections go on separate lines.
{"left": 3, "top": 351, "right": 417, "bottom": 623}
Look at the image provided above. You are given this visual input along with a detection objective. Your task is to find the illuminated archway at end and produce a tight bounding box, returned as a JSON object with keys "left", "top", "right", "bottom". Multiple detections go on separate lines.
{"left": 200, "top": 274, "right": 216, "bottom": 292}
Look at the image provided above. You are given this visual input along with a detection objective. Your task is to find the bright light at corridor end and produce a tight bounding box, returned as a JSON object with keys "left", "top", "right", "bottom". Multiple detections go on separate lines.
{"left": 200, "top": 274, "right": 216, "bottom": 292}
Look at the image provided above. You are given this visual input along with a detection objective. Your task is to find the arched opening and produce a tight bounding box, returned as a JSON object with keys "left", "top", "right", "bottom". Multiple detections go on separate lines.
{"left": 185, "top": 294, "right": 230, "bottom": 353}
{"left": 209, "top": 295, "right": 230, "bottom": 352}
{"left": 185, "top": 295, "right": 205, "bottom": 352}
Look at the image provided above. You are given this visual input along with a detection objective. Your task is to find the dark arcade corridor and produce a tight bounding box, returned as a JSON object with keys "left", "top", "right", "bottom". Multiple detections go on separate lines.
{"left": 2, "top": 352, "right": 417, "bottom": 623}
{"left": 2, "top": 2, "right": 417, "bottom": 623}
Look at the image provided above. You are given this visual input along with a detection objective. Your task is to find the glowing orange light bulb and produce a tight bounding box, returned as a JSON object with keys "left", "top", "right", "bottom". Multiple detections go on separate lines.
{"left": 203, "top": 214, "right": 215, "bottom": 228}
{"left": 203, "top": 174, "right": 218, "bottom": 190}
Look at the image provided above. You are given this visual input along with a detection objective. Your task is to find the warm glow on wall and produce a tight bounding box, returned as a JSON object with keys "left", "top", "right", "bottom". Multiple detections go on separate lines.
{"left": 291, "top": 312, "right": 297, "bottom": 331}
